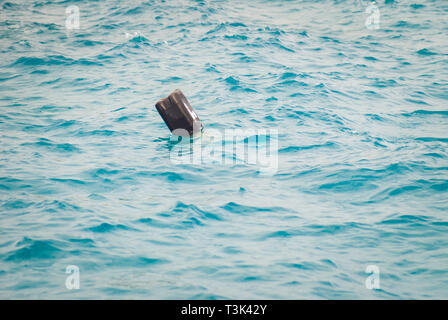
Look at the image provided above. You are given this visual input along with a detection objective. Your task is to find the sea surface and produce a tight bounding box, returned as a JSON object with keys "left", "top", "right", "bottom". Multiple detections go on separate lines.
{"left": 0, "top": 0, "right": 447, "bottom": 299}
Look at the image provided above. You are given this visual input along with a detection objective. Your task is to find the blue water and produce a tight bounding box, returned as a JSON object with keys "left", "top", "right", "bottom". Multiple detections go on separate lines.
{"left": 1, "top": 0, "right": 448, "bottom": 299}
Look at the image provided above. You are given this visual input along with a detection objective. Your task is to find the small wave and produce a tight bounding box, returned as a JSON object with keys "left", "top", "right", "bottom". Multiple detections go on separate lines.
{"left": 220, "top": 202, "right": 285, "bottom": 214}
{"left": 415, "top": 137, "right": 448, "bottom": 143}
{"left": 280, "top": 260, "right": 336, "bottom": 271}
{"left": 2, "top": 199, "right": 34, "bottom": 210}
{"left": 103, "top": 255, "right": 169, "bottom": 268}
{"left": 417, "top": 48, "right": 438, "bottom": 56}
{"left": 0, "top": 177, "right": 32, "bottom": 191}
{"left": 279, "top": 141, "right": 336, "bottom": 153}
{"left": 379, "top": 214, "right": 430, "bottom": 226}
{"left": 12, "top": 56, "right": 103, "bottom": 67}
{"left": 135, "top": 217, "right": 172, "bottom": 229}
{"left": 21, "top": 138, "right": 80, "bottom": 153}
{"left": 402, "top": 110, "right": 448, "bottom": 117}
{"left": 5, "top": 238, "right": 64, "bottom": 261}
{"left": 85, "top": 222, "right": 135, "bottom": 233}
{"left": 392, "top": 21, "right": 421, "bottom": 29}
{"left": 36, "top": 200, "right": 83, "bottom": 213}
{"left": 175, "top": 201, "right": 222, "bottom": 220}
{"left": 74, "top": 129, "right": 123, "bottom": 137}
{"left": 224, "top": 34, "right": 248, "bottom": 41}
{"left": 71, "top": 39, "right": 105, "bottom": 47}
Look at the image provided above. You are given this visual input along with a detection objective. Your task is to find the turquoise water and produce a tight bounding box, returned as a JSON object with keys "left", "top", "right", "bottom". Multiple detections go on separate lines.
{"left": 1, "top": 0, "right": 448, "bottom": 299}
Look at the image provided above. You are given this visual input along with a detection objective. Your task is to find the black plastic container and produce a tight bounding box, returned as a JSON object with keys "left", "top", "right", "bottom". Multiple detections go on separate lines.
{"left": 155, "top": 89, "right": 203, "bottom": 136}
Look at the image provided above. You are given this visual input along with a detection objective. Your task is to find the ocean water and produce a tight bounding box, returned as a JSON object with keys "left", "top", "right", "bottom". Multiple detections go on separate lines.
{"left": 1, "top": 0, "right": 447, "bottom": 299}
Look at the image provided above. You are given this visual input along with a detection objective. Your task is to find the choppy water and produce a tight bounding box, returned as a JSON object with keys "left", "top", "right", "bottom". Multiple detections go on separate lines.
{"left": 1, "top": 0, "right": 448, "bottom": 299}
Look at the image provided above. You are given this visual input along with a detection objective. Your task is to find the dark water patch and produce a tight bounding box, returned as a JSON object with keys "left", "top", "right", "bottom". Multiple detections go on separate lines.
{"left": 280, "top": 261, "right": 333, "bottom": 271}
{"left": 306, "top": 222, "right": 367, "bottom": 235}
{"left": 51, "top": 119, "right": 79, "bottom": 129}
{"left": 365, "top": 113, "right": 387, "bottom": 122}
{"left": 269, "top": 41, "right": 295, "bottom": 53}
{"left": 410, "top": 4, "right": 425, "bottom": 9}
{"left": 417, "top": 48, "right": 438, "bottom": 56}
{"left": 279, "top": 141, "right": 336, "bottom": 153}
{"left": 371, "top": 79, "right": 398, "bottom": 88}
{"left": 37, "top": 105, "right": 74, "bottom": 112}
{"left": 229, "top": 108, "right": 249, "bottom": 115}
{"left": 415, "top": 137, "right": 448, "bottom": 143}
{"left": 392, "top": 21, "right": 421, "bottom": 29}
{"left": 190, "top": 293, "right": 229, "bottom": 300}
{"left": 67, "top": 238, "right": 96, "bottom": 247}
{"left": 205, "top": 63, "right": 221, "bottom": 73}
{"left": 103, "top": 256, "right": 168, "bottom": 268}
{"left": 321, "top": 259, "right": 337, "bottom": 268}
{"left": 157, "top": 76, "right": 183, "bottom": 83}
{"left": 6, "top": 280, "right": 51, "bottom": 291}
{"left": 21, "top": 138, "right": 80, "bottom": 153}
{"left": 401, "top": 110, "right": 448, "bottom": 117}
{"left": 277, "top": 79, "right": 308, "bottom": 87}
{"left": 280, "top": 72, "right": 298, "bottom": 79}
{"left": 422, "top": 153, "right": 445, "bottom": 159}
{"left": 72, "top": 39, "right": 105, "bottom": 47}
{"left": 39, "top": 77, "right": 61, "bottom": 86}
{"left": 0, "top": 177, "right": 32, "bottom": 191}
{"left": 12, "top": 55, "right": 103, "bottom": 67}
{"left": 222, "top": 246, "right": 242, "bottom": 254}
{"left": 2, "top": 2, "right": 20, "bottom": 9}
{"left": 12, "top": 56, "right": 70, "bottom": 66}
{"left": 5, "top": 238, "right": 64, "bottom": 261}
{"left": 319, "top": 36, "right": 341, "bottom": 43}
{"left": 85, "top": 222, "right": 135, "bottom": 233}
{"left": 220, "top": 202, "right": 285, "bottom": 215}
{"left": 88, "top": 193, "right": 107, "bottom": 200}
{"left": 387, "top": 185, "right": 422, "bottom": 196}
{"left": 100, "top": 287, "right": 133, "bottom": 296}
{"left": 173, "top": 201, "right": 222, "bottom": 221}
{"left": 145, "top": 202, "right": 223, "bottom": 229}
{"left": 318, "top": 179, "right": 377, "bottom": 193}
{"left": 224, "top": 76, "right": 239, "bottom": 85}
{"left": 148, "top": 171, "right": 199, "bottom": 183}
{"left": 36, "top": 200, "right": 84, "bottom": 213}
{"left": 50, "top": 178, "right": 88, "bottom": 186}
{"left": 261, "top": 230, "right": 294, "bottom": 239}
{"left": 238, "top": 275, "right": 267, "bottom": 282}
{"left": 95, "top": 53, "right": 125, "bottom": 61}
{"left": 376, "top": 215, "right": 448, "bottom": 231}
{"left": 430, "top": 181, "right": 448, "bottom": 192}
{"left": 229, "top": 85, "right": 257, "bottom": 93}
{"left": 229, "top": 22, "right": 247, "bottom": 28}
{"left": 90, "top": 168, "right": 120, "bottom": 177}
{"left": 312, "top": 286, "right": 359, "bottom": 299}
{"left": 2, "top": 199, "right": 34, "bottom": 210}
{"left": 135, "top": 217, "right": 173, "bottom": 229}
{"left": 0, "top": 73, "right": 21, "bottom": 82}
{"left": 128, "top": 35, "right": 150, "bottom": 44}
{"left": 224, "top": 34, "right": 248, "bottom": 41}
{"left": 405, "top": 98, "right": 430, "bottom": 105}
{"left": 432, "top": 221, "right": 448, "bottom": 228}
{"left": 74, "top": 129, "right": 123, "bottom": 137}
